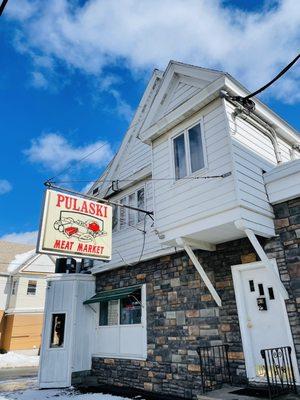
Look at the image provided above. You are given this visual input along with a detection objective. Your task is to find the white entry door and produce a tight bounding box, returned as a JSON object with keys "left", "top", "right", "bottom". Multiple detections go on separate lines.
{"left": 39, "top": 280, "right": 75, "bottom": 388}
{"left": 232, "top": 260, "right": 299, "bottom": 383}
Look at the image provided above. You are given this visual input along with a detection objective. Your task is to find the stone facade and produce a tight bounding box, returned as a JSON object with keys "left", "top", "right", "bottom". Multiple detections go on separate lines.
{"left": 90, "top": 197, "right": 300, "bottom": 399}
{"left": 92, "top": 238, "right": 256, "bottom": 398}
{"left": 265, "top": 197, "right": 300, "bottom": 371}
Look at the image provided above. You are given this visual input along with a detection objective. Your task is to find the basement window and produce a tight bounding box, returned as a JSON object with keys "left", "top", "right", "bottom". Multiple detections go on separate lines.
{"left": 27, "top": 280, "right": 37, "bottom": 295}
{"left": 173, "top": 122, "right": 206, "bottom": 180}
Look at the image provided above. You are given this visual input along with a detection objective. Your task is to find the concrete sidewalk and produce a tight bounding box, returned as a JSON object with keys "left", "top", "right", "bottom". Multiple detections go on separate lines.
{"left": 196, "top": 385, "right": 300, "bottom": 400}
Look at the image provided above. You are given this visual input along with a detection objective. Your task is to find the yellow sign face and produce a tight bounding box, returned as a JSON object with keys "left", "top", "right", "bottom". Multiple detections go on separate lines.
{"left": 37, "top": 189, "right": 112, "bottom": 260}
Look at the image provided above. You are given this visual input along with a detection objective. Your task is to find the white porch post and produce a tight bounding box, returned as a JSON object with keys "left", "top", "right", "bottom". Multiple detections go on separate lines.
{"left": 176, "top": 238, "right": 222, "bottom": 307}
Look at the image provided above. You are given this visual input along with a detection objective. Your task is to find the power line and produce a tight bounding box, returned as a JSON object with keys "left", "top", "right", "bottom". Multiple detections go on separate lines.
{"left": 46, "top": 142, "right": 109, "bottom": 184}
{"left": 51, "top": 172, "right": 231, "bottom": 185}
{"left": 244, "top": 53, "right": 300, "bottom": 100}
{"left": 0, "top": 0, "right": 9, "bottom": 16}
{"left": 231, "top": 53, "right": 300, "bottom": 110}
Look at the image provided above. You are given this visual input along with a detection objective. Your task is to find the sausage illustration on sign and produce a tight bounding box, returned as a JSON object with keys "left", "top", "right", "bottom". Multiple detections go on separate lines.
{"left": 53, "top": 210, "right": 107, "bottom": 243}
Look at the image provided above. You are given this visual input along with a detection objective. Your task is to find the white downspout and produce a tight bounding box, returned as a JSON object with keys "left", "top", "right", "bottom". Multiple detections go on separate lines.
{"left": 176, "top": 238, "right": 222, "bottom": 307}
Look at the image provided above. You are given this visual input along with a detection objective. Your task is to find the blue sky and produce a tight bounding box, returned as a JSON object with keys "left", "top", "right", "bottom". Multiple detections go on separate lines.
{"left": 0, "top": 0, "right": 299, "bottom": 244}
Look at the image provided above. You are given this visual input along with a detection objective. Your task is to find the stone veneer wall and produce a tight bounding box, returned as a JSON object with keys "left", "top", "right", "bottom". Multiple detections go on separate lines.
{"left": 265, "top": 197, "right": 300, "bottom": 371}
{"left": 92, "top": 238, "right": 257, "bottom": 399}
{"left": 91, "top": 197, "right": 300, "bottom": 398}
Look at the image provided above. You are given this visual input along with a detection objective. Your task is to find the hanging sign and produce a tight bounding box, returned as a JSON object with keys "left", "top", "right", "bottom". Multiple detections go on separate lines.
{"left": 37, "top": 189, "right": 112, "bottom": 260}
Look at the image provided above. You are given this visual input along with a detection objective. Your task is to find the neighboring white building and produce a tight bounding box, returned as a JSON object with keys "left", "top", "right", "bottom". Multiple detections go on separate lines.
{"left": 0, "top": 240, "right": 55, "bottom": 354}
{"left": 39, "top": 61, "right": 300, "bottom": 396}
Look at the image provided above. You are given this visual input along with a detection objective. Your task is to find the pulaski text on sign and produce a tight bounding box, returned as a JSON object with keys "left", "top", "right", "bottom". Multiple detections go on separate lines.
{"left": 37, "top": 189, "right": 112, "bottom": 260}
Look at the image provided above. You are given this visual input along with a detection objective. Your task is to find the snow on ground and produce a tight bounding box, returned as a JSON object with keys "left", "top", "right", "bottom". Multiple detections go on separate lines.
{"left": 7, "top": 249, "right": 35, "bottom": 273}
{"left": 0, "top": 352, "right": 39, "bottom": 368}
{"left": 0, "top": 388, "right": 132, "bottom": 400}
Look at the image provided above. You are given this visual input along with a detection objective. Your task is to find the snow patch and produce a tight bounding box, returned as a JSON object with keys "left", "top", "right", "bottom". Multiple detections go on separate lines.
{"left": 0, "top": 352, "right": 39, "bottom": 368}
{"left": 1, "top": 388, "right": 133, "bottom": 399}
{"left": 7, "top": 250, "right": 35, "bottom": 273}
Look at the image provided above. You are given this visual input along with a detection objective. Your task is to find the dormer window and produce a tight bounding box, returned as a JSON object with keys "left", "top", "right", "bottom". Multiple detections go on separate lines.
{"left": 173, "top": 122, "right": 205, "bottom": 180}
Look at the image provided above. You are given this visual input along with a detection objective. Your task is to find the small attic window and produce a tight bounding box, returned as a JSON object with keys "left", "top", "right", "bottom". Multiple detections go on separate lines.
{"left": 92, "top": 187, "right": 99, "bottom": 195}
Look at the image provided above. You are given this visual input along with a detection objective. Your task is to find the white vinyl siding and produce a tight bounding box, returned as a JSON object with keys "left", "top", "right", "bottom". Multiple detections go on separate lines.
{"left": 225, "top": 101, "right": 279, "bottom": 220}
{"left": 152, "top": 99, "right": 236, "bottom": 234}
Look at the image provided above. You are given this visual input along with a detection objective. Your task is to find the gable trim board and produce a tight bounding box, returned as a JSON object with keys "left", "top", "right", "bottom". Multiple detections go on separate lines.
{"left": 140, "top": 74, "right": 299, "bottom": 146}
{"left": 88, "top": 70, "right": 163, "bottom": 198}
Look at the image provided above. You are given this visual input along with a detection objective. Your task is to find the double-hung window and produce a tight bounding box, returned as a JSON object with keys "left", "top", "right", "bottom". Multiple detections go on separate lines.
{"left": 112, "top": 187, "right": 145, "bottom": 232}
{"left": 173, "top": 122, "right": 205, "bottom": 180}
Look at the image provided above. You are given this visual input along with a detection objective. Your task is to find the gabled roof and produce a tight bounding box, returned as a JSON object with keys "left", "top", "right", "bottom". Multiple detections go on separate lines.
{"left": 0, "top": 240, "right": 55, "bottom": 275}
{"left": 141, "top": 60, "right": 224, "bottom": 132}
{"left": 88, "top": 69, "right": 163, "bottom": 198}
{"left": 0, "top": 240, "right": 35, "bottom": 274}
{"left": 88, "top": 60, "right": 299, "bottom": 197}
{"left": 139, "top": 61, "right": 300, "bottom": 145}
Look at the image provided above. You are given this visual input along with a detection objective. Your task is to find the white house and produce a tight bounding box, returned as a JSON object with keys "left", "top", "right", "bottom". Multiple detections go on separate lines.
{"left": 39, "top": 61, "right": 300, "bottom": 398}
{"left": 0, "top": 240, "right": 55, "bottom": 354}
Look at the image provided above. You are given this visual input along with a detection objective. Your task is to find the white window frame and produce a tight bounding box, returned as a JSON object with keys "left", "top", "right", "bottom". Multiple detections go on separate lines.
{"left": 98, "top": 287, "right": 143, "bottom": 328}
{"left": 94, "top": 284, "right": 147, "bottom": 360}
{"left": 171, "top": 118, "right": 207, "bottom": 182}
{"left": 113, "top": 186, "right": 146, "bottom": 232}
{"left": 49, "top": 312, "right": 67, "bottom": 350}
{"left": 27, "top": 280, "right": 37, "bottom": 295}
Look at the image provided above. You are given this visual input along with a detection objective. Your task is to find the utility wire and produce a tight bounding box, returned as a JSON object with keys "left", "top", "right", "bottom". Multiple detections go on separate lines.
{"left": 0, "top": 0, "right": 9, "bottom": 16}
{"left": 242, "top": 53, "right": 300, "bottom": 100}
{"left": 51, "top": 172, "right": 231, "bottom": 185}
{"left": 46, "top": 142, "right": 109, "bottom": 183}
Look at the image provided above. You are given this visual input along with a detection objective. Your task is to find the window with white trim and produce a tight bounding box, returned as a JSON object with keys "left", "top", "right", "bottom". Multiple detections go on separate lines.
{"left": 173, "top": 122, "right": 205, "bottom": 180}
{"left": 112, "top": 187, "right": 145, "bottom": 232}
{"left": 27, "top": 280, "right": 37, "bottom": 295}
{"left": 99, "top": 288, "right": 142, "bottom": 326}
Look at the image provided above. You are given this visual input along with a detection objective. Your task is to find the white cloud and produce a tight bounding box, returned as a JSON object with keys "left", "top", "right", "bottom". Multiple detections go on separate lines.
{"left": 0, "top": 231, "right": 38, "bottom": 245}
{"left": 95, "top": 75, "right": 134, "bottom": 122}
{"left": 0, "top": 179, "right": 12, "bottom": 195}
{"left": 31, "top": 71, "right": 48, "bottom": 89}
{"left": 4, "top": 0, "right": 37, "bottom": 21}
{"left": 4, "top": 0, "right": 300, "bottom": 103}
{"left": 24, "top": 133, "right": 113, "bottom": 173}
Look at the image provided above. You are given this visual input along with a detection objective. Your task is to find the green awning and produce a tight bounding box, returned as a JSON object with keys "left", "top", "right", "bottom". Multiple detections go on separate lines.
{"left": 83, "top": 285, "right": 141, "bottom": 305}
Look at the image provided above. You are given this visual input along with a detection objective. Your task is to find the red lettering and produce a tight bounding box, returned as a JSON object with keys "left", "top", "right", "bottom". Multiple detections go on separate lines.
{"left": 81, "top": 201, "right": 88, "bottom": 213}
{"left": 56, "top": 194, "right": 65, "bottom": 208}
{"left": 89, "top": 202, "right": 95, "bottom": 215}
{"left": 54, "top": 240, "right": 61, "bottom": 249}
{"left": 73, "top": 199, "right": 80, "bottom": 212}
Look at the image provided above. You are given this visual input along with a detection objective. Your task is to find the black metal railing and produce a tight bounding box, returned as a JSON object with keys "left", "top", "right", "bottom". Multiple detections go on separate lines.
{"left": 260, "top": 346, "right": 297, "bottom": 399}
{"left": 196, "top": 344, "right": 232, "bottom": 393}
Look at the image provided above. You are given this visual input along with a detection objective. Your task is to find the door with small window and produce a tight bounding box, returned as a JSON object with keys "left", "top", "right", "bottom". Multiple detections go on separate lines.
{"left": 232, "top": 261, "right": 299, "bottom": 383}
{"left": 39, "top": 280, "right": 74, "bottom": 388}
